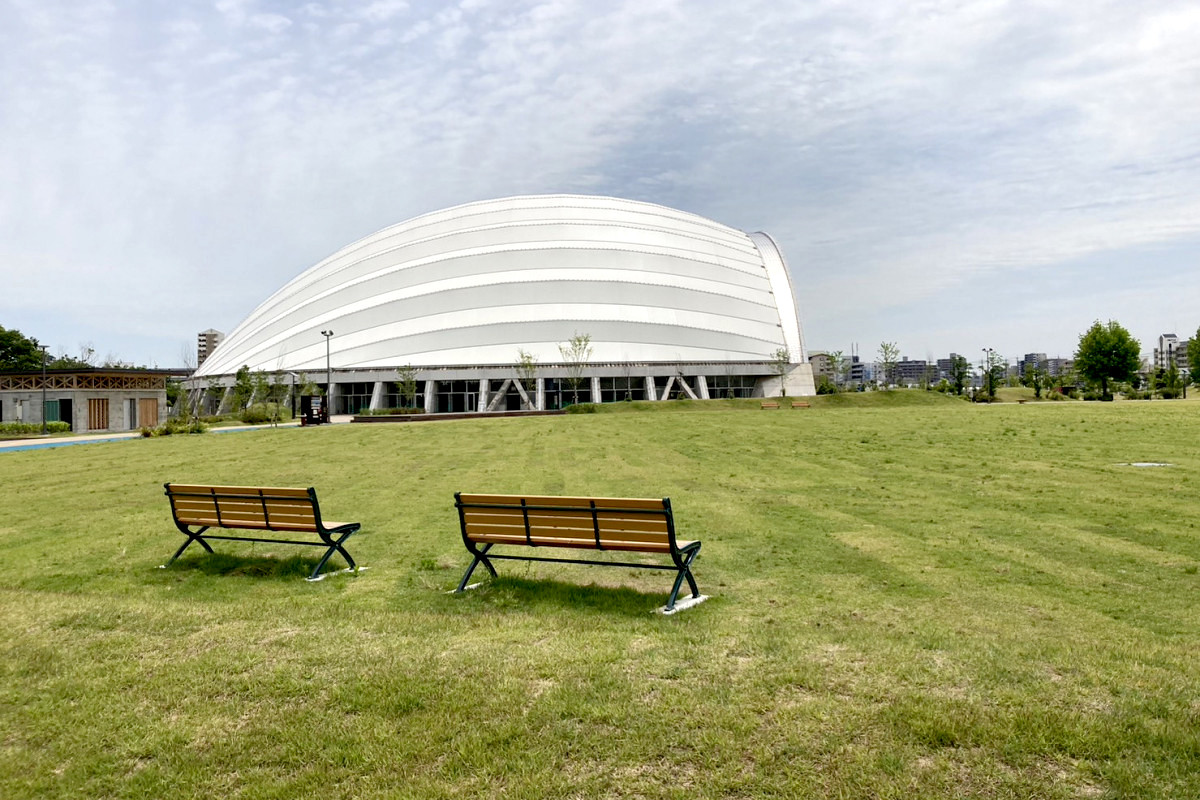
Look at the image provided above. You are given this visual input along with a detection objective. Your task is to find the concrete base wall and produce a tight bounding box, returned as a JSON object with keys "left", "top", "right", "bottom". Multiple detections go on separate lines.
{"left": 756, "top": 363, "right": 818, "bottom": 399}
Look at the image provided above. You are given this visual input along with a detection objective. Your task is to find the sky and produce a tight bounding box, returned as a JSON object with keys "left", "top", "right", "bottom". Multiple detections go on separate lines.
{"left": 2, "top": 0, "right": 1199, "bottom": 369}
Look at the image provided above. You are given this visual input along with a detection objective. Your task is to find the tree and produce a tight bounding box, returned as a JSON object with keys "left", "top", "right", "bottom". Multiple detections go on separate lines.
{"left": 249, "top": 370, "right": 269, "bottom": 405}
{"left": 232, "top": 365, "right": 253, "bottom": 410}
{"left": 1075, "top": 320, "right": 1141, "bottom": 400}
{"left": 396, "top": 365, "right": 418, "bottom": 410}
{"left": 0, "top": 326, "right": 44, "bottom": 371}
{"left": 298, "top": 373, "right": 319, "bottom": 398}
{"left": 1022, "top": 362, "right": 1047, "bottom": 399}
{"left": 770, "top": 347, "right": 791, "bottom": 397}
{"left": 515, "top": 349, "right": 538, "bottom": 410}
{"left": 949, "top": 355, "right": 970, "bottom": 396}
{"left": 1157, "top": 362, "right": 1185, "bottom": 399}
{"left": 877, "top": 342, "right": 900, "bottom": 388}
{"left": 827, "top": 349, "right": 846, "bottom": 389}
{"left": 1189, "top": 327, "right": 1200, "bottom": 382}
{"left": 980, "top": 350, "right": 1005, "bottom": 399}
{"left": 205, "top": 377, "right": 225, "bottom": 415}
{"left": 558, "top": 333, "right": 592, "bottom": 405}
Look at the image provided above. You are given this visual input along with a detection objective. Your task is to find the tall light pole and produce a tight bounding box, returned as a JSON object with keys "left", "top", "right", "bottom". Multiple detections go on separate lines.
{"left": 320, "top": 330, "right": 333, "bottom": 420}
{"left": 288, "top": 372, "right": 297, "bottom": 419}
{"left": 982, "top": 347, "right": 994, "bottom": 398}
{"left": 39, "top": 345, "right": 48, "bottom": 435}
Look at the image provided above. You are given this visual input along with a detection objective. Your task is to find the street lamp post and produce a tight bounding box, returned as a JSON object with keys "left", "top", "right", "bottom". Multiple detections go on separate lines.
{"left": 982, "top": 347, "right": 994, "bottom": 398}
{"left": 39, "top": 345, "right": 48, "bottom": 435}
{"left": 320, "top": 330, "right": 333, "bottom": 421}
{"left": 288, "top": 372, "right": 297, "bottom": 419}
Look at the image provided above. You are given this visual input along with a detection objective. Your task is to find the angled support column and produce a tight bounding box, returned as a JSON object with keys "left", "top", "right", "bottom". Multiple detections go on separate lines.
{"left": 369, "top": 381, "right": 386, "bottom": 411}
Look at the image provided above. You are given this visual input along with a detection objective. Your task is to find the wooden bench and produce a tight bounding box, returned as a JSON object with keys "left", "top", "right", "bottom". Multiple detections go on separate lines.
{"left": 163, "top": 483, "right": 361, "bottom": 581}
{"left": 761, "top": 401, "right": 780, "bottom": 409}
{"left": 791, "top": 401, "right": 811, "bottom": 408}
{"left": 453, "top": 493, "right": 703, "bottom": 611}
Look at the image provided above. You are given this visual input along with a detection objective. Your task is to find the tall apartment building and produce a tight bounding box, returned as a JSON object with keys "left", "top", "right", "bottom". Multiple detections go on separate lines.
{"left": 1154, "top": 334, "right": 1190, "bottom": 371}
{"left": 1020, "top": 353, "right": 1047, "bottom": 374}
{"left": 808, "top": 351, "right": 835, "bottom": 384}
{"left": 1045, "top": 357, "right": 1073, "bottom": 377}
{"left": 197, "top": 329, "right": 224, "bottom": 368}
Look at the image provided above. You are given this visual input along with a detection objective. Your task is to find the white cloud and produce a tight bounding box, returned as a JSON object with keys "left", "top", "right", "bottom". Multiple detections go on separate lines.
{"left": 1, "top": 0, "right": 1198, "bottom": 365}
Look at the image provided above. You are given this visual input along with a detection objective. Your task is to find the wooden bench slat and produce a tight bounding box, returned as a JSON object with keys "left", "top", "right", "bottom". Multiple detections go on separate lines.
{"left": 168, "top": 518, "right": 330, "bottom": 532}
{"left": 167, "top": 485, "right": 313, "bottom": 499}
{"left": 462, "top": 523, "right": 673, "bottom": 545}
{"left": 456, "top": 494, "right": 668, "bottom": 511}
{"left": 466, "top": 534, "right": 681, "bottom": 553}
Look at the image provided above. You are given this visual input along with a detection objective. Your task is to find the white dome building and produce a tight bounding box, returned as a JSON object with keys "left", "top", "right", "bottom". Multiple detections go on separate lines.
{"left": 192, "top": 195, "right": 814, "bottom": 414}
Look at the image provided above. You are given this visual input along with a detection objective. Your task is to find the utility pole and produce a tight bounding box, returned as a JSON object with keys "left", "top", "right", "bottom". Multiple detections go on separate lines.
{"left": 39, "top": 345, "right": 49, "bottom": 435}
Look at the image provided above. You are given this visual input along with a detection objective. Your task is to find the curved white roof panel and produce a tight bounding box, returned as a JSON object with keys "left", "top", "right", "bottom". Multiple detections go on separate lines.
{"left": 196, "top": 195, "right": 807, "bottom": 376}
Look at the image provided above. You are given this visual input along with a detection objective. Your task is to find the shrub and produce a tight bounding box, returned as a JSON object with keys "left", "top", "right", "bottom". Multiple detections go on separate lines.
{"left": 565, "top": 403, "right": 598, "bottom": 414}
{"left": 240, "top": 402, "right": 283, "bottom": 424}
{"left": 140, "top": 417, "right": 208, "bottom": 437}
{"left": 0, "top": 421, "right": 71, "bottom": 435}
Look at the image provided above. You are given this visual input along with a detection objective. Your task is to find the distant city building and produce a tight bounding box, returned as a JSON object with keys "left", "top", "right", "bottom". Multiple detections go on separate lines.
{"left": 1021, "top": 353, "right": 1047, "bottom": 374}
{"left": 1153, "top": 334, "right": 1189, "bottom": 372}
{"left": 1045, "top": 357, "right": 1073, "bottom": 377}
{"left": 197, "top": 329, "right": 224, "bottom": 368}
{"left": 847, "top": 355, "right": 873, "bottom": 386}
{"left": 895, "top": 358, "right": 930, "bottom": 386}
{"left": 809, "top": 351, "right": 836, "bottom": 384}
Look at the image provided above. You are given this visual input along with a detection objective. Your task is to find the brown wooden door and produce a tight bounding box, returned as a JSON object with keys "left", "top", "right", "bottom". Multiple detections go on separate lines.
{"left": 88, "top": 398, "right": 109, "bottom": 431}
{"left": 138, "top": 398, "right": 158, "bottom": 427}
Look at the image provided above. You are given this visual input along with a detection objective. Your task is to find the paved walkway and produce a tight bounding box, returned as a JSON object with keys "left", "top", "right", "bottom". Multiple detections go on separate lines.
{"left": 0, "top": 416, "right": 332, "bottom": 453}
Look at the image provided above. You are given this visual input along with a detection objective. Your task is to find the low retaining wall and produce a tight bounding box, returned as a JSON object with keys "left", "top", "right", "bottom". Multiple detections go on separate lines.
{"left": 352, "top": 409, "right": 567, "bottom": 423}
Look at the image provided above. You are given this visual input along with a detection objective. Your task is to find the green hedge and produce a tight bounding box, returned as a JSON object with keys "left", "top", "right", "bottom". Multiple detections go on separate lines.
{"left": 0, "top": 421, "right": 71, "bottom": 435}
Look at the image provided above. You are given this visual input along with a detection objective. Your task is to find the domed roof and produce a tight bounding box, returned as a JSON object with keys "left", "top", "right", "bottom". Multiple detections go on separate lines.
{"left": 195, "top": 194, "right": 806, "bottom": 376}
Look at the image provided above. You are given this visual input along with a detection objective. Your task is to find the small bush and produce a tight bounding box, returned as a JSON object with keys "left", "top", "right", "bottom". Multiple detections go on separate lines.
{"left": 143, "top": 416, "right": 208, "bottom": 436}
{"left": 565, "top": 403, "right": 599, "bottom": 414}
{"left": 240, "top": 403, "right": 283, "bottom": 424}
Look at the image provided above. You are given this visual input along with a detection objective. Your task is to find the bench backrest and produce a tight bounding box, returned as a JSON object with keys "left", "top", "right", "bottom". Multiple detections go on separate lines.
{"left": 455, "top": 493, "right": 677, "bottom": 553}
{"left": 165, "top": 484, "right": 322, "bottom": 531}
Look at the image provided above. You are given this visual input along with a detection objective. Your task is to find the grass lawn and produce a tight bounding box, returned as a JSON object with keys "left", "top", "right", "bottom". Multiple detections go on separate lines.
{"left": 1, "top": 394, "right": 1198, "bottom": 798}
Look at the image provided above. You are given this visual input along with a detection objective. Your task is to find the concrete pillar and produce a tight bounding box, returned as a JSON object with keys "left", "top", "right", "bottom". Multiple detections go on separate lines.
{"left": 218, "top": 386, "right": 235, "bottom": 415}
{"left": 423, "top": 380, "right": 435, "bottom": 413}
{"left": 696, "top": 376, "right": 710, "bottom": 399}
{"left": 536, "top": 378, "right": 545, "bottom": 411}
{"left": 645, "top": 376, "right": 657, "bottom": 401}
{"left": 369, "top": 381, "right": 386, "bottom": 411}
{"left": 478, "top": 379, "right": 490, "bottom": 412}
{"left": 591, "top": 375, "right": 601, "bottom": 404}
{"left": 326, "top": 382, "right": 340, "bottom": 415}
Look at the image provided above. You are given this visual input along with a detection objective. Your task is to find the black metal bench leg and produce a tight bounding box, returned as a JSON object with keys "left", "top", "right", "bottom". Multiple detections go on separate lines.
{"left": 665, "top": 547, "right": 701, "bottom": 611}
{"left": 683, "top": 546, "right": 701, "bottom": 598}
{"left": 309, "top": 530, "right": 357, "bottom": 580}
{"left": 455, "top": 543, "right": 496, "bottom": 592}
{"left": 165, "top": 526, "right": 213, "bottom": 566}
